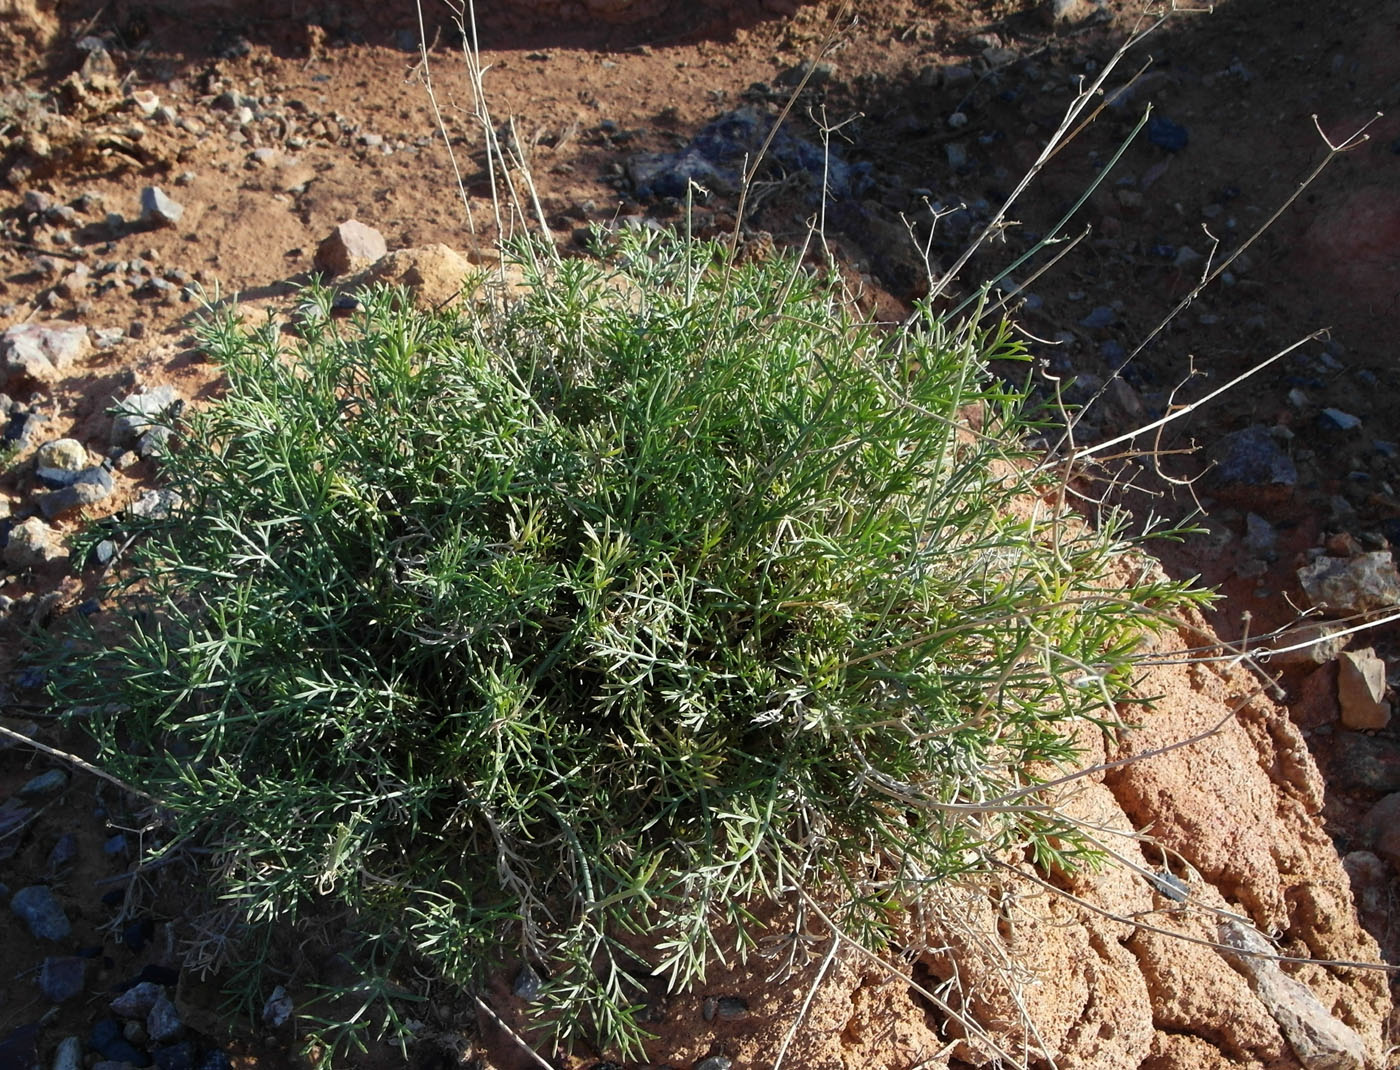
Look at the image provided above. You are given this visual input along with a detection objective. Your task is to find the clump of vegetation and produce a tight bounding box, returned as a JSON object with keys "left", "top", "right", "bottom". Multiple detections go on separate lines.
{"left": 55, "top": 227, "right": 1204, "bottom": 1059}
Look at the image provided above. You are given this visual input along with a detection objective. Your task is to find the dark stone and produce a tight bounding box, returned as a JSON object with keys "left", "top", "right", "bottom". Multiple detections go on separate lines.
{"left": 111, "top": 980, "right": 163, "bottom": 1018}
{"left": 1146, "top": 115, "right": 1189, "bottom": 152}
{"left": 4, "top": 410, "right": 48, "bottom": 445}
{"left": 147, "top": 993, "right": 184, "bottom": 1043}
{"left": 10, "top": 885, "right": 71, "bottom": 941}
{"left": 153, "top": 1040, "right": 195, "bottom": 1070}
{"left": 89, "top": 1018, "right": 152, "bottom": 1066}
{"left": 47, "top": 834, "right": 78, "bottom": 870}
{"left": 1333, "top": 732, "right": 1400, "bottom": 793}
{"left": 1211, "top": 425, "right": 1297, "bottom": 488}
{"left": 38, "top": 466, "right": 115, "bottom": 520}
{"left": 18, "top": 769, "right": 67, "bottom": 797}
{"left": 195, "top": 1051, "right": 233, "bottom": 1070}
{"left": 39, "top": 956, "right": 89, "bottom": 1002}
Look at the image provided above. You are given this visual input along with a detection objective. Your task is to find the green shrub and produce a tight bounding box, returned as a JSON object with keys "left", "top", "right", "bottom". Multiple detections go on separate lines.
{"left": 56, "top": 227, "right": 1204, "bottom": 1058}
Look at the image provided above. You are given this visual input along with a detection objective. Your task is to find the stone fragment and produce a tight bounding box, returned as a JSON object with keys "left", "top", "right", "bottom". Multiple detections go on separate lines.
{"left": 51, "top": 1035, "right": 82, "bottom": 1070}
{"left": 314, "top": 220, "right": 386, "bottom": 277}
{"left": 1218, "top": 919, "right": 1368, "bottom": 1070}
{"left": 154, "top": 1041, "right": 195, "bottom": 1070}
{"left": 1210, "top": 425, "right": 1296, "bottom": 495}
{"left": 38, "top": 466, "right": 114, "bottom": 520}
{"left": 1333, "top": 731, "right": 1400, "bottom": 793}
{"left": 110, "top": 980, "right": 163, "bottom": 1019}
{"left": 4, "top": 516, "right": 65, "bottom": 570}
{"left": 262, "top": 985, "right": 293, "bottom": 1028}
{"left": 1044, "top": 0, "right": 1094, "bottom": 23}
{"left": 1264, "top": 621, "right": 1350, "bottom": 667}
{"left": 38, "top": 957, "right": 88, "bottom": 1003}
{"left": 111, "top": 386, "right": 181, "bottom": 447}
{"left": 1298, "top": 552, "right": 1400, "bottom": 614}
{"left": 366, "top": 243, "right": 484, "bottom": 309}
{"left": 35, "top": 438, "right": 90, "bottom": 488}
{"left": 146, "top": 992, "right": 184, "bottom": 1043}
{"left": 1337, "top": 649, "right": 1390, "bottom": 730}
{"left": 18, "top": 769, "right": 67, "bottom": 797}
{"left": 129, "top": 489, "right": 181, "bottom": 520}
{"left": 1147, "top": 115, "right": 1189, "bottom": 152}
{"left": 11, "top": 884, "right": 71, "bottom": 941}
{"left": 2, "top": 324, "right": 90, "bottom": 386}
{"left": 139, "top": 186, "right": 184, "bottom": 227}
{"left": 1356, "top": 794, "right": 1400, "bottom": 864}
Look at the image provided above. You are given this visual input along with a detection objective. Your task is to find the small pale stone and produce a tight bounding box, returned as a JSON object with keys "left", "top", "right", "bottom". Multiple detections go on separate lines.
{"left": 139, "top": 186, "right": 184, "bottom": 227}
{"left": 1338, "top": 649, "right": 1390, "bottom": 730}
{"left": 51, "top": 1035, "right": 82, "bottom": 1070}
{"left": 35, "top": 438, "right": 90, "bottom": 486}
{"left": 314, "top": 220, "right": 387, "bottom": 277}
{"left": 4, "top": 516, "right": 65, "bottom": 570}
{"left": 2, "top": 324, "right": 90, "bottom": 385}
{"left": 1297, "top": 552, "right": 1400, "bottom": 614}
{"left": 1218, "top": 919, "right": 1368, "bottom": 1069}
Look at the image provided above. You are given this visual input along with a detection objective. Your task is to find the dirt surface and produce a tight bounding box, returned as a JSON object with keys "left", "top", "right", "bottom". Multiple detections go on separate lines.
{"left": 2, "top": 0, "right": 1399, "bottom": 1067}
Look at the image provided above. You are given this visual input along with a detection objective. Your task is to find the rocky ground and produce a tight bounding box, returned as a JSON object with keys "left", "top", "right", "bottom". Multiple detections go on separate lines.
{"left": 1, "top": 0, "right": 1400, "bottom": 1067}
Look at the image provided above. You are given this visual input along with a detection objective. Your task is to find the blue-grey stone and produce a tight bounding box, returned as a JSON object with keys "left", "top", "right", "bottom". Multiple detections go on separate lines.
{"left": 139, "top": 187, "right": 184, "bottom": 227}
{"left": 147, "top": 993, "right": 184, "bottom": 1043}
{"left": 1212, "top": 425, "right": 1296, "bottom": 487}
{"left": 103, "top": 834, "right": 129, "bottom": 857}
{"left": 11, "top": 885, "right": 71, "bottom": 941}
{"left": 18, "top": 769, "right": 68, "bottom": 797}
{"left": 1078, "top": 305, "right": 1116, "bottom": 329}
{"left": 1146, "top": 115, "right": 1189, "bottom": 152}
{"left": 51, "top": 1035, "right": 82, "bottom": 1070}
{"left": 110, "top": 980, "right": 163, "bottom": 1019}
{"left": 88, "top": 1017, "right": 149, "bottom": 1068}
{"left": 47, "top": 834, "right": 78, "bottom": 870}
{"left": 153, "top": 1041, "right": 195, "bottom": 1070}
{"left": 38, "top": 956, "right": 88, "bottom": 1002}
{"left": 1321, "top": 407, "right": 1361, "bottom": 431}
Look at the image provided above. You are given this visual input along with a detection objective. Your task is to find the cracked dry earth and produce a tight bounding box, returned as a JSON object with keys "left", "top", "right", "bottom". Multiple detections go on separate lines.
{"left": 1, "top": 0, "right": 1400, "bottom": 1068}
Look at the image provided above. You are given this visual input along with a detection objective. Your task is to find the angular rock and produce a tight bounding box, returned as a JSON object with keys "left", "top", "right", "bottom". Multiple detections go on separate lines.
{"left": 1337, "top": 649, "right": 1390, "bottom": 731}
{"left": 1264, "top": 621, "right": 1351, "bottom": 667}
{"left": 111, "top": 385, "right": 182, "bottom": 446}
{"left": 153, "top": 1041, "right": 195, "bottom": 1070}
{"left": 1044, "top": 0, "right": 1095, "bottom": 22}
{"left": 35, "top": 438, "right": 90, "bottom": 488}
{"left": 4, "top": 516, "right": 66, "bottom": 570}
{"left": 1297, "top": 552, "right": 1400, "bottom": 614}
{"left": 18, "top": 769, "right": 67, "bottom": 797}
{"left": 139, "top": 186, "right": 184, "bottom": 227}
{"left": 1356, "top": 794, "right": 1400, "bottom": 861}
{"left": 1332, "top": 731, "right": 1400, "bottom": 792}
{"left": 38, "top": 466, "right": 115, "bottom": 520}
{"left": 38, "top": 956, "right": 88, "bottom": 1003}
{"left": 128, "top": 489, "right": 181, "bottom": 521}
{"left": 11, "top": 884, "right": 71, "bottom": 941}
{"left": 111, "top": 981, "right": 164, "bottom": 1019}
{"left": 51, "top": 1035, "right": 82, "bottom": 1070}
{"left": 47, "top": 833, "right": 78, "bottom": 869}
{"left": 2, "top": 324, "right": 90, "bottom": 386}
{"left": 146, "top": 993, "right": 184, "bottom": 1043}
{"left": 314, "top": 220, "right": 386, "bottom": 277}
{"left": 88, "top": 1018, "right": 149, "bottom": 1068}
{"left": 366, "top": 243, "right": 483, "bottom": 309}
{"left": 1218, "top": 918, "right": 1368, "bottom": 1069}
{"left": 1210, "top": 424, "right": 1296, "bottom": 495}
{"left": 262, "top": 985, "right": 293, "bottom": 1028}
